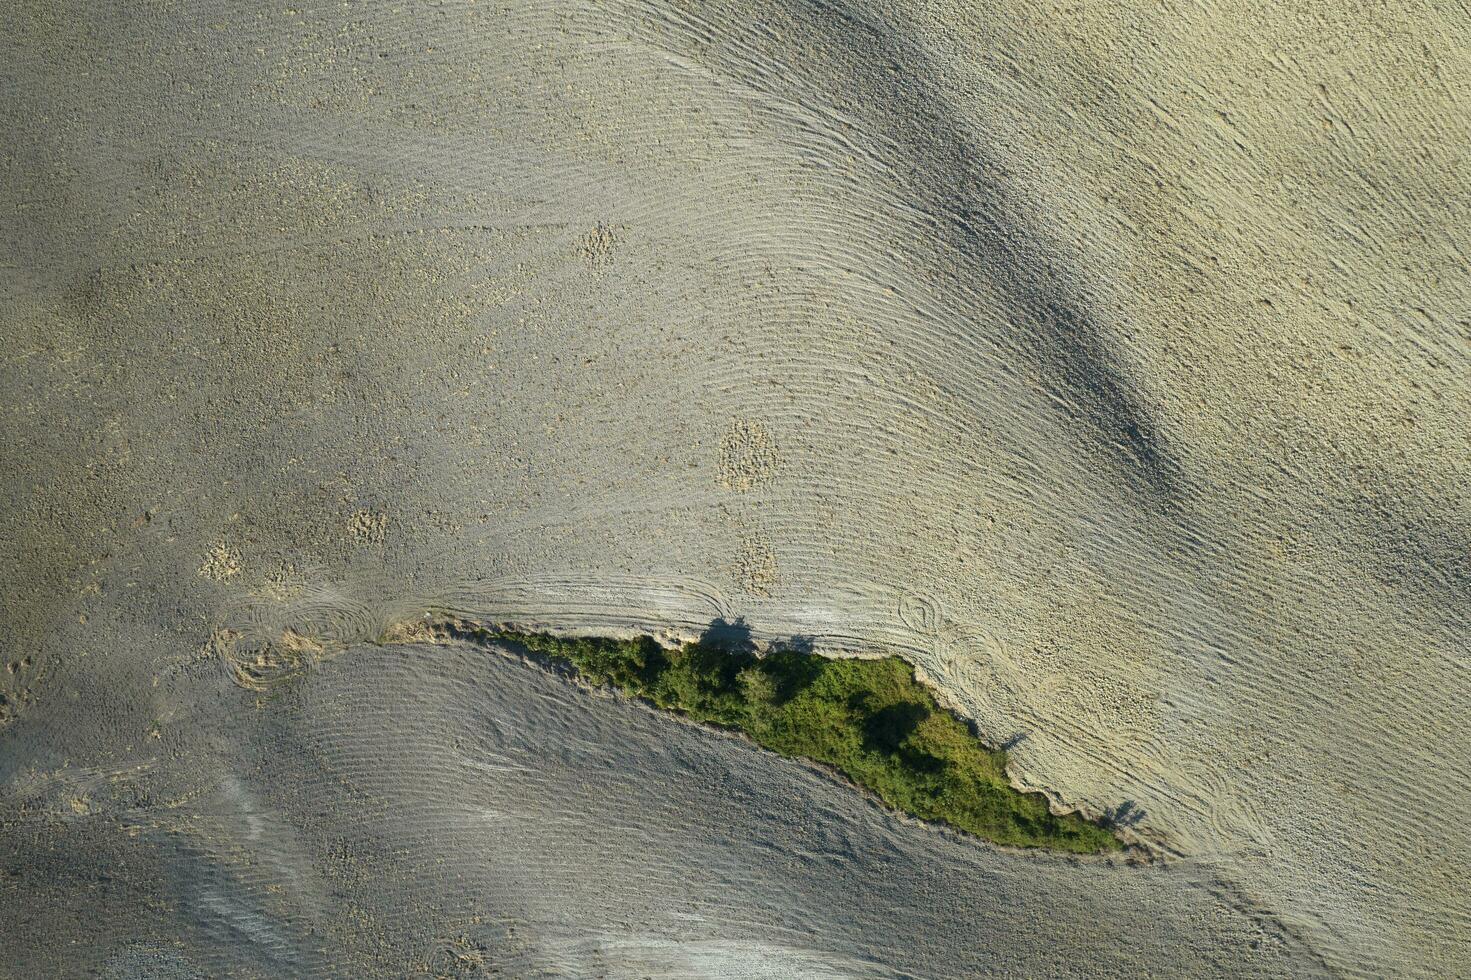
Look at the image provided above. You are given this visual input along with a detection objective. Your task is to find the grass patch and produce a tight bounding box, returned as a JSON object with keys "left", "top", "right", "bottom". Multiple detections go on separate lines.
{"left": 487, "top": 628, "right": 1121, "bottom": 853}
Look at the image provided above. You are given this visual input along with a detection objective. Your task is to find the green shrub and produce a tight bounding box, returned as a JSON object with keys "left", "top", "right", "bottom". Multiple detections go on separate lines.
{"left": 494, "top": 629, "right": 1120, "bottom": 854}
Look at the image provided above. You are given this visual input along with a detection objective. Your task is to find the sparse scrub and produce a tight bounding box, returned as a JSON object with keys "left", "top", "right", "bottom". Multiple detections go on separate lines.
{"left": 494, "top": 629, "right": 1120, "bottom": 854}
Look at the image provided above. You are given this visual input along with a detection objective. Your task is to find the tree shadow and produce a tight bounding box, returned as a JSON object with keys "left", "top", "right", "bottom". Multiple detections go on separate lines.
{"left": 697, "top": 616, "right": 757, "bottom": 656}
{"left": 854, "top": 696, "right": 946, "bottom": 774}
{"left": 862, "top": 700, "right": 927, "bottom": 752}
{"left": 695, "top": 621, "right": 828, "bottom": 705}
{"left": 1104, "top": 799, "right": 1146, "bottom": 829}
{"left": 762, "top": 633, "right": 824, "bottom": 704}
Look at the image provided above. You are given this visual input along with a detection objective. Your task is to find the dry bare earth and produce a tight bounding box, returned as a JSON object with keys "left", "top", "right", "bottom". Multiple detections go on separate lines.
{"left": 1, "top": 1, "right": 1466, "bottom": 977}
{"left": 3, "top": 638, "right": 1324, "bottom": 977}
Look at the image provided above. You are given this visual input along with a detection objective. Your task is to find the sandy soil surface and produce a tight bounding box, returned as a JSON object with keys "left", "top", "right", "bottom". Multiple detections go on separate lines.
{"left": 3, "top": 639, "right": 1327, "bottom": 977}
{"left": 2, "top": 1, "right": 1467, "bottom": 976}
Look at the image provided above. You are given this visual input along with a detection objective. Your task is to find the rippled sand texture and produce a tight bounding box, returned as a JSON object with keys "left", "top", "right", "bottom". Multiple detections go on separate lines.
{"left": 4, "top": 640, "right": 1328, "bottom": 977}
{"left": 2, "top": 2, "right": 1467, "bottom": 977}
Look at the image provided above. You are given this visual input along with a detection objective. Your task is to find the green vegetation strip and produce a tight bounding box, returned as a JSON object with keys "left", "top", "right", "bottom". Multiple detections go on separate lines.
{"left": 485, "top": 628, "right": 1120, "bottom": 853}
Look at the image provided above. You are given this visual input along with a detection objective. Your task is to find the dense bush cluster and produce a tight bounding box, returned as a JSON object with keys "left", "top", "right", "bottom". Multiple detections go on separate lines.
{"left": 499, "top": 630, "right": 1120, "bottom": 853}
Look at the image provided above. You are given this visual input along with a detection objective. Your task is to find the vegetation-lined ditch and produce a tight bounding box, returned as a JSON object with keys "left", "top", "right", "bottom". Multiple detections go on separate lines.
{"left": 451, "top": 623, "right": 1121, "bottom": 854}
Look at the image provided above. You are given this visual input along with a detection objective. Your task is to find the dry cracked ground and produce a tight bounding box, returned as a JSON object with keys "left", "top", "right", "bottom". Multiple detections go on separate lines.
{"left": 2, "top": 2, "right": 1468, "bottom": 978}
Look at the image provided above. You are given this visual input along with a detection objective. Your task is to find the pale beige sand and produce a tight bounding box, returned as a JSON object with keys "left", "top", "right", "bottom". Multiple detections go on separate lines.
{"left": 2, "top": 2, "right": 1467, "bottom": 976}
